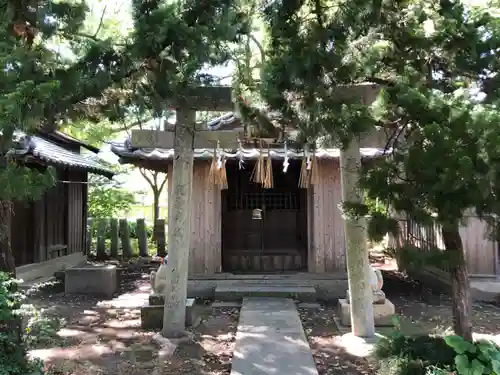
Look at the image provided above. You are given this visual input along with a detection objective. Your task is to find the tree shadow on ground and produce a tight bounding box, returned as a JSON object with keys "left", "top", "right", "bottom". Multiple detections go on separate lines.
{"left": 23, "top": 263, "right": 239, "bottom": 375}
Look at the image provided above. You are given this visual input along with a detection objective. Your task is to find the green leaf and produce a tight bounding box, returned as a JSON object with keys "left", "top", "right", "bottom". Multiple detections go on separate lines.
{"left": 455, "top": 354, "right": 472, "bottom": 374}
{"left": 470, "top": 359, "right": 485, "bottom": 375}
{"left": 445, "top": 335, "right": 476, "bottom": 354}
{"left": 491, "top": 359, "right": 500, "bottom": 374}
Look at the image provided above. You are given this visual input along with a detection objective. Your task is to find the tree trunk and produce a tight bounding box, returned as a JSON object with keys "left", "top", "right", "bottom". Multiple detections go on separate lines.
{"left": 152, "top": 189, "right": 160, "bottom": 242}
{"left": 0, "top": 200, "right": 15, "bottom": 276}
{"left": 441, "top": 224, "right": 473, "bottom": 341}
{"left": 340, "top": 137, "right": 375, "bottom": 338}
{"left": 162, "top": 108, "right": 195, "bottom": 338}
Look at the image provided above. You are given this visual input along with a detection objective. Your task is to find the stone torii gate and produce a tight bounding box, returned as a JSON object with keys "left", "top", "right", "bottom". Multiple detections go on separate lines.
{"left": 130, "top": 86, "right": 238, "bottom": 338}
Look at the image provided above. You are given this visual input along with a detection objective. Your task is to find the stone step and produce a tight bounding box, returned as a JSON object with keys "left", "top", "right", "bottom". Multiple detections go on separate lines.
{"left": 224, "top": 279, "right": 314, "bottom": 287}
{"left": 211, "top": 300, "right": 321, "bottom": 309}
{"left": 214, "top": 285, "right": 317, "bottom": 302}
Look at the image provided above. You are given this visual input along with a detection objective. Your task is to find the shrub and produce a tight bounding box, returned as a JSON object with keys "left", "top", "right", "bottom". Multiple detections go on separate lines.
{"left": 0, "top": 272, "right": 43, "bottom": 375}
{"left": 444, "top": 335, "right": 500, "bottom": 375}
{"left": 374, "top": 333, "right": 456, "bottom": 375}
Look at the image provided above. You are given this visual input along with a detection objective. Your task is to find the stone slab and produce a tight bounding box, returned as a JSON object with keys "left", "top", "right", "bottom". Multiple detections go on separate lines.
{"left": 212, "top": 301, "right": 242, "bottom": 309}
{"left": 338, "top": 298, "right": 395, "bottom": 327}
{"left": 140, "top": 298, "right": 199, "bottom": 330}
{"left": 297, "top": 302, "right": 321, "bottom": 309}
{"left": 65, "top": 264, "right": 117, "bottom": 298}
{"left": 231, "top": 297, "right": 318, "bottom": 375}
{"left": 215, "top": 285, "right": 317, "bottom": 302}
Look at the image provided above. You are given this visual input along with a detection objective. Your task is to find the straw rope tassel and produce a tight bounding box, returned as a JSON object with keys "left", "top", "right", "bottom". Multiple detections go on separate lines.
{"left": 218, "top": 155, "right": 228, "bottom": 190}
{"left": 310, "top": 152, "right": 319, "bottom": 185}
{"left": 251, "top": 143, "right": 265, "bottom": 184}
{"left": 298, "top": 150, "right": 308, "bottom": 188}
{"left": 263, "top": 147, "right": 273, "bottom": 189}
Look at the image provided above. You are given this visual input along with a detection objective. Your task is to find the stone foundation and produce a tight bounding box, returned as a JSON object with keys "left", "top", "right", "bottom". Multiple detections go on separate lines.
{"left": 186, "top": 272, "right": 349, "bottom": 302}
{"left": 65, "top": 264, "right": 118, "bottom": 297}
{"left": 141, "top": 296, "right": 199, "bottom": 330}
{"left": 338, "top": 298, "right": 395, "bottom": 326}
{"left": 17, "top": 252, "right": 87, "bottom": 284}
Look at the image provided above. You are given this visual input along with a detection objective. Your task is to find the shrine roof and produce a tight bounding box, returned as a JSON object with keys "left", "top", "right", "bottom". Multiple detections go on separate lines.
{"left": 9, "top": 132, "right": 114, "bottom": 178}
{"left": 110, "top": 139, "right": 387, "bottom": 162}
{"left": 206, "top": 112, "right": 242, "bottom": 131}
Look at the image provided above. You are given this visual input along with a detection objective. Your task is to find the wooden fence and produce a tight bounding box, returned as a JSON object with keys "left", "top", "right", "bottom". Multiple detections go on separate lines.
{"left": 86, "top": 218, "right": 167, "bottom": 259}
{"left": 393, "top": 215, "right": 499, "bottom": 276}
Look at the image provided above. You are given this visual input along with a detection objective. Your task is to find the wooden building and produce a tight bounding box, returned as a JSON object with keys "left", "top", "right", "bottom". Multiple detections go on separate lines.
{"left": 111, "top": 113, "right": 388, "bottom": 276}
{"left": 394, "top": 213, "right": 499, "bottom": 277}
{"left": 9, "top": 131, "right": 113, "bottom": 281}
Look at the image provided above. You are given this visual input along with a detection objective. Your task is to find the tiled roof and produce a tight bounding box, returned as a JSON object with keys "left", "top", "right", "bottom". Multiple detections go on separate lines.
{"left": 10, "top": 133, "right": 114, "bottom": 178}
{"left": 111, "top": 139, "right": 387, "bottom": 161}
{"left": 206, "top": 112, "right": 242, "bottom": 131}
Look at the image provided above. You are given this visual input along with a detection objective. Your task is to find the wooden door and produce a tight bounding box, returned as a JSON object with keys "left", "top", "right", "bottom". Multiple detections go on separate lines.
{"left": 221, "top": 160, "right": 307, "bottom": 273}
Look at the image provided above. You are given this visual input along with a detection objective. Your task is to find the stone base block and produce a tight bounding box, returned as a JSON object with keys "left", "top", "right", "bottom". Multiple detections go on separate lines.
{"left": 346, "top": 290, "right": 386, "bottom": 304}
{"left": 338, "top": 298, "right": 395, "bottom": 327}
{"left": 141, "top": 298, "right": 199, "bottom": 330}
{"left": 149, "top": 293, "right": 164, "bottom": 306}
{"left": 65, "top": 264, "right": 117, "bottom": 297}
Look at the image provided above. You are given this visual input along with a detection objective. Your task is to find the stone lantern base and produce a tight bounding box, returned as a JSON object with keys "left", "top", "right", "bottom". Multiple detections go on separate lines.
{"left": 338, "top": 298, "right": 395, "bottom": 327}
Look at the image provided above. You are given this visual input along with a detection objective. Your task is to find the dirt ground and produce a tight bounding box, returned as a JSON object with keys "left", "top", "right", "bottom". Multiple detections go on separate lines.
{"left": 25, "top": 265, "right": 239, "bottom": 375}
{"left": 299, "top": 270, "right": 500, "bottom": 375}
{"left": 24, "top": 261, "right": 500, "bottom": 375}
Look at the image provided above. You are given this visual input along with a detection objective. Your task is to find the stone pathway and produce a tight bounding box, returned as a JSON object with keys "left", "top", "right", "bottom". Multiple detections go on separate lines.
{"left": 231, "top": 297, "right": 318, "bottom": 375}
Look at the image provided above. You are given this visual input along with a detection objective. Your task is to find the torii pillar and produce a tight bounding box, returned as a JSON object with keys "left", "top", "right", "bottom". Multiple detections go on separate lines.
{"left": 131, "top": 87, "right": 237, "bottom": 337}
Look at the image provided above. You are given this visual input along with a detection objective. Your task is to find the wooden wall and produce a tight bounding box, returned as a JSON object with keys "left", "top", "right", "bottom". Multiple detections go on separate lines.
{"left": 11, "top": 169, "right": 88, "bottom": 267}
{"left": 308, "top": 159, "right": 346, "bottom": 272}
{"left": 460, "top": 215, "right": 497, "bottom": 276}
{"left": 67, "top": 170, "right": 87, "bottom": 255}
{"left": 45, "top": 172, "right": 67, "bottom": 253}
{"left": 11, "top": 201, "right": 34, "bottom": 266}
{"left": 167, "top": 160, "right": 222, "bottom": 275}
{"left": 167, "top": 158, "right": 349, "bottom": 275}
{"left": 397, "top": 213, "right": 498, "bottom": 276}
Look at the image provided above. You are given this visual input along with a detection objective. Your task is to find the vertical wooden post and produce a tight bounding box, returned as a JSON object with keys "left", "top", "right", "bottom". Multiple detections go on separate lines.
{"left": 96, "top": 218, "right": 107, "bottom": 260}
{"left": 162, "top": 108, "right": 195, "bottom": 337}
{"left": 119, "top": 219, "right": 132, "bottom": 259}
{"left": 156, "top": 219, "right": 166, "bottom": 257}
{"left": 109, "top": 218, "right": 119, "bottom": 259}
{"left": 136, "top": 218, "right": 149, "bottom": 257}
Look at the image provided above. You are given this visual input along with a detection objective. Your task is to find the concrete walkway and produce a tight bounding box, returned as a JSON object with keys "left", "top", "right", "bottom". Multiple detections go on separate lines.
{"left": 230, "top": 297, "right": 318, "bottom": 375}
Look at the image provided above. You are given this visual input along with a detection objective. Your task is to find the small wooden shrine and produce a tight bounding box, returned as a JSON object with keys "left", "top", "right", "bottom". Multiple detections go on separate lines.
{"left": 112, "top": 108, "right": 388, "bottom": 275}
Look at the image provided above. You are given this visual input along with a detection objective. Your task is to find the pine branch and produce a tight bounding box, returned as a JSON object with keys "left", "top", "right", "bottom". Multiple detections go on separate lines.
{"left": 92, "top": 4, "right": 108, "bottom": 39}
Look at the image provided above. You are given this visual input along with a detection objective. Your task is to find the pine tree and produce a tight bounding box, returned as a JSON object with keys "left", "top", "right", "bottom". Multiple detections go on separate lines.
{"left": 243, "top": 0, "right": 380, "bottom": 337}
{"left": 125, "top": 0, "right": 249, "bottom": 337}
{"left": 0, "top": 0, "right": 135, "bottom": 273}
{"left": 253, "top": 0, "right": 500, "bottom": 340}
